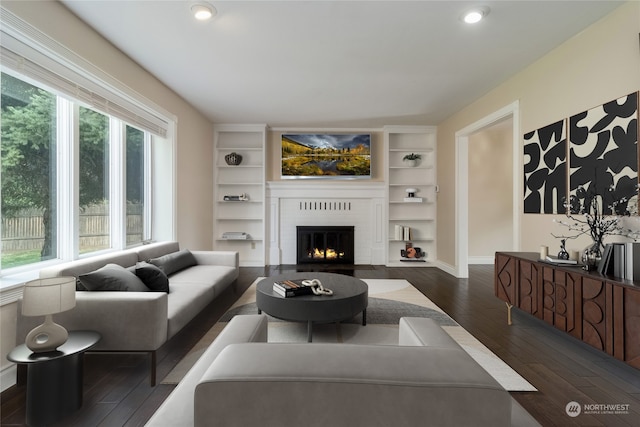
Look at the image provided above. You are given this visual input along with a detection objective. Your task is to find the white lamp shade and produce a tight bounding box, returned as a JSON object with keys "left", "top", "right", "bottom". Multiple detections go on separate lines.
{"left": 22, "top": 277, "right": 76, "bottom": 317}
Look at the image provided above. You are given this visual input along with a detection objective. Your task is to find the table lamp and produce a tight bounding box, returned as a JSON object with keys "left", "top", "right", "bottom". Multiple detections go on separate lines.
{"left": 22, "top": 277, "right": 76, "bottom": 353}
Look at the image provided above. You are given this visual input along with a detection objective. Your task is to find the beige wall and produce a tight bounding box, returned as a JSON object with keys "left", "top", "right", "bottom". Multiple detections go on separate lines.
{"left": 437, "top": 1, "right": 640, "bottom": 267}
{"left": 2, "top": 0, "right": 215, "bottom": 251}
{"left": 468, "top": 119, "right": 514, "bottom": 257}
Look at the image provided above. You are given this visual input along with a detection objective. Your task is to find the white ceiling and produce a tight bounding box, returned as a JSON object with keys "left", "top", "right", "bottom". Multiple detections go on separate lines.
{"left": 60, "top": 0, "right": 624, "bottom": 128}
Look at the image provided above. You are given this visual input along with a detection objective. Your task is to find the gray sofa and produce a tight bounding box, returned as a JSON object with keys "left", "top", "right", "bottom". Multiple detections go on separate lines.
{"left": 15, "top": 241, "right": 239, "bottom": 385}
{"left": 147, "top": 315, "right": 540, "bottom": 426}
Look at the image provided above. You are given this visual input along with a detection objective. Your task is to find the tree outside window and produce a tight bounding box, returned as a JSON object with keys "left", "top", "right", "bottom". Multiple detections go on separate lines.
{"left": 1, "top": 73, "right": 57, "bottom": 268}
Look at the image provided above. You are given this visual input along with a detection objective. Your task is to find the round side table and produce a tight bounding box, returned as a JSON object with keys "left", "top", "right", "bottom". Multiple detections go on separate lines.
{"left": 7, "top": 330, "right": 100, "bottom": 427}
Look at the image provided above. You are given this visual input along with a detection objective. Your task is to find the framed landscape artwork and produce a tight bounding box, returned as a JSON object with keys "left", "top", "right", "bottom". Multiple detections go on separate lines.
{"left": 281, "top": 134, "right": 371, "bottom": 179}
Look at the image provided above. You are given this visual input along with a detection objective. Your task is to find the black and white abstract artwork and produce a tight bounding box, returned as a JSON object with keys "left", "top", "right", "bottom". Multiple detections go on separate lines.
{"left": 524, "top": 120, "right": 567, "bottom": 214}
{"left": 569, "top": 92, "right": 638, "bottom": 215}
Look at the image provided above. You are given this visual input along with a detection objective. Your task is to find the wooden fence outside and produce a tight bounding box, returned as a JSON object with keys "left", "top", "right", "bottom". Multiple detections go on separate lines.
{"left": 1, "top": 205, "right": 143, "bottom": 252}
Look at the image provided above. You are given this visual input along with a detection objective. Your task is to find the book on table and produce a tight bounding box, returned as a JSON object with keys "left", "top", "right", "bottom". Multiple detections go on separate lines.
{"left": 273, "top": 280, "right": 314, "bottom": 297}
{"left": 545, "top": 255, "right": 578, "bottom": 265}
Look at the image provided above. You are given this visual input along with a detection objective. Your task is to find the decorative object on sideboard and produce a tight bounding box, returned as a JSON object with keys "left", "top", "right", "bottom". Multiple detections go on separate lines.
{"left": 553, "top": 184, "right": 640, "bottom": 271}
{"left": 539, "top": 245, "right": 548, "bottom": 260}
{"left": 557, "top": 239, "right": 570, "bottom": 260}
{"left": 224, "top": 152, "right": 243, "bottom": 166}
{"left": 223, "top": 193, "right": 249, "bottom": 201}
{"left": 402, "top": 153, "right": 421, "bottom": 167}
{"left": 22, "top": 277, "right": 76, "bottom": 353}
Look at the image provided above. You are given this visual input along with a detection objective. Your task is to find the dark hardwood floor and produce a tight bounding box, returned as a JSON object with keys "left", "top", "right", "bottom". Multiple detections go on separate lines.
{"left": 2, "top": 265, "right": 640, "bottom": 426}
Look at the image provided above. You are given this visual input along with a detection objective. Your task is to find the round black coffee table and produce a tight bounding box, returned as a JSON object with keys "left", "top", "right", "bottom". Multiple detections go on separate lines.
{"left": 256, "top": 272, "right": 368, "bottom": 342}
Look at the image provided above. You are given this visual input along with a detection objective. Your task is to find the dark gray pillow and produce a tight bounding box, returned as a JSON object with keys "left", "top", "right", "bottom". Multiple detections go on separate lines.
{"left": 148, "top": 249, "right": 197, "bottom": 276}
{"left": 135, "top": 262, "right": 170, "bottom": 293}
{"left": 75, "top": 278, "right": 87, "bottom": 291}
{"left": 79, "top": 264, "right": 150, "bottom": 292}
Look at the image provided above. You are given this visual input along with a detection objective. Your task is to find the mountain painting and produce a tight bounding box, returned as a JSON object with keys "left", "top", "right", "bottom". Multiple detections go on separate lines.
{"left": 281, "top": 134, "right": 371, "bottom": 178}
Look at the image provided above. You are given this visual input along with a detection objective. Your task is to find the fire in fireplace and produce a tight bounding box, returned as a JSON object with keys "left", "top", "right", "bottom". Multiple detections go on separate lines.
{"left": 297, "top": 226, "right": 355, "bottom": 264}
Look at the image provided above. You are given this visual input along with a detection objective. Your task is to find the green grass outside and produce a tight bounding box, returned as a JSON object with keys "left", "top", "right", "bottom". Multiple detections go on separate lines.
{"left": 1, "top": 249, "right": 42, "bottom": 269}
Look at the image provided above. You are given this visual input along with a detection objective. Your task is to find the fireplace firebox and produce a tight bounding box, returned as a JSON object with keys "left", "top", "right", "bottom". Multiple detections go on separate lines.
{"left": 296, "top": 226, "right": 355, "bottom": 264}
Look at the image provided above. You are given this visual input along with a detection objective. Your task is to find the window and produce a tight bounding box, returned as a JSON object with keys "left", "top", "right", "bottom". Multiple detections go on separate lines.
{"left": 0, "top": 72, "right": 152, "bottom": 273}
{"left": 126, "top": 125, "right": 145, "bottom": 246}
{"left": 79, "top": 106, "right": 110, "bottom": 254}
{"left": 1, "top": 74, "right": 58, "bottom": 269}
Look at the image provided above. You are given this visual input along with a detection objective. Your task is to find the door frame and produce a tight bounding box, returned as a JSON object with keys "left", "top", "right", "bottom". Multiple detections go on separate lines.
{"left": 454, "top": 101, "right": 521, "bottom": 278}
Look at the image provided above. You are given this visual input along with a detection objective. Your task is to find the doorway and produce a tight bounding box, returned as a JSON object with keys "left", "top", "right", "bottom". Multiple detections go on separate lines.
{"left": 454, "top": 102, "right": 520, "bottom": 278}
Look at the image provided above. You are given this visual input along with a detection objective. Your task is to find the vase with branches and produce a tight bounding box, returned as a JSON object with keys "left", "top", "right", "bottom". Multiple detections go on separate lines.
{"left": 553, "top": 185, "right": 640, "bottom": 269}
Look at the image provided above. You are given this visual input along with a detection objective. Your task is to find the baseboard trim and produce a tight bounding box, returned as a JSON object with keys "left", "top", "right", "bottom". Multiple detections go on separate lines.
{"left": 468, "top": 256, "right": 495, "bottom": 265}
{"left": 433, "top": 260, "right": 457, "bottom": 276}
{"left": 1, "top": 364, "right": 16, "bottom": 392}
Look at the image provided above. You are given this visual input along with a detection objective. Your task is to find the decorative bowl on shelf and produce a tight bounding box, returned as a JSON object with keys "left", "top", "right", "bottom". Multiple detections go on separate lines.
{"left": 224, "top": 152, "right": 243, "bottom": 166}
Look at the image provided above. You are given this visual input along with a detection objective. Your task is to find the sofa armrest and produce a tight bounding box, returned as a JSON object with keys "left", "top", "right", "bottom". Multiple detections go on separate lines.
{"left": 17, "top": 292, "right": 168, "bottom": 351}
{"left": 398, "top": 317, "right": 461, "bottom": 348}
{"left": 191, "top": 251, "right": 238, "bottom": 268}
{"left": 145, "top": 314, "right": 268, "bottom": 427}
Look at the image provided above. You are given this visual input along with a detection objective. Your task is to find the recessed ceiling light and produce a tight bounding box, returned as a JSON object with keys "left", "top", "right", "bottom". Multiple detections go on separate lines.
{"left": 462, "top": 7, "right": 490, "bottom": 24}
{"left": 191, "top": 2, "right": 217, "bottom": 21}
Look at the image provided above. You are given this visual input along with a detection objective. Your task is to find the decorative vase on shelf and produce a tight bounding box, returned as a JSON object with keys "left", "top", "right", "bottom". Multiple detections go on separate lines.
{"left": 224, "top": 152, "right": 242, "bottom": 166}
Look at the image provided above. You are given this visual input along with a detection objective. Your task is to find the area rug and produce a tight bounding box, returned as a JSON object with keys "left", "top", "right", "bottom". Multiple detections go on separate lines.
{"left": 162, "top": 278, "right": 536, "bottom": 391}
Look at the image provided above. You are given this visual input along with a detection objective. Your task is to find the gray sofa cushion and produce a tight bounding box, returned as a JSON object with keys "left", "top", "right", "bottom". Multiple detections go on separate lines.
{"left": 133, "top": 241, "right": 180, "bottom": 262}
{"left": 136, "top": 262, "right": 170, "bottom": 293}
{"left": 39, "top": 251, "right": 139, "bottom": 278}
{"left": 168, "top": 265, "right": 237, "bottom": 297}
{"left": 166, "top": 282, "right": 216, "bottom": 338}
{"left": 148, "top": 249, "right": 197, "bottom": 275}
{"left": 79, "top": 264, "right": 150, "bottom": 292}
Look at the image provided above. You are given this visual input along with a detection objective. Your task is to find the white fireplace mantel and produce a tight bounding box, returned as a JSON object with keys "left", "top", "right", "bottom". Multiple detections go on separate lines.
{"left": 266, "top": 181, "right": 387, "bottom": 265}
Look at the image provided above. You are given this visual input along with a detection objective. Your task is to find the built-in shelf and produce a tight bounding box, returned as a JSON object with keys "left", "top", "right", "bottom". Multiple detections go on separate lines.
{"left": 384, "top": 126, "right": 437, "bottom": 266}
{"left": 213, "top": 124, "right": 267, "bottom": 267}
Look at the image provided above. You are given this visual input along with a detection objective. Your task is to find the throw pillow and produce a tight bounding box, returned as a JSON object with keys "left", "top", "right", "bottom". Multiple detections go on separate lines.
{"left": 148, "top": 249, "right": 197, "bottom": 276}
{"left": 79, "top": 263, "right": 150, "bottom": 292}
{"left": 135, "top": 262, "right": 170, "bottom": 293}
{"left": 75, "top": 278, "right": 88, "bottom": 291}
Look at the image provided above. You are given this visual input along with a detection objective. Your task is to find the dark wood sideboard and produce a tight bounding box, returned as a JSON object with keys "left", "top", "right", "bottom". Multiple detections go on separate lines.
{"left": 495, "top": 252, "right": 640, "bottom": 369}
